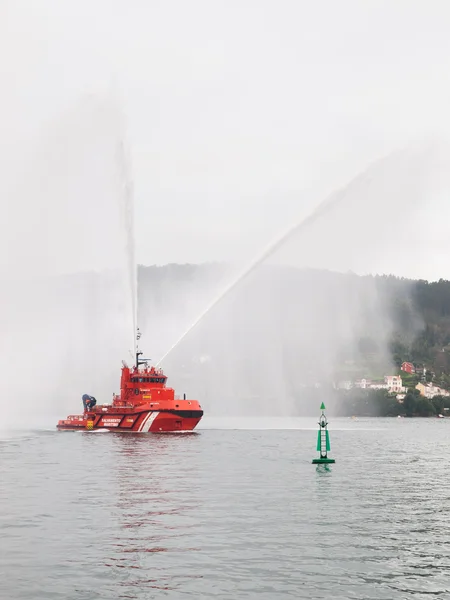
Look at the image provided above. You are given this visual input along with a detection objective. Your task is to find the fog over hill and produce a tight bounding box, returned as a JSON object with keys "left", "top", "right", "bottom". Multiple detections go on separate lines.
{"left": 2, "top": 95, "right": 450, "bottom": 426}
{"left": 5, "top": 263, "right": 447, "bottom": 424}
{"left": 138, "top": 264, "right": 419, "bottom": 417}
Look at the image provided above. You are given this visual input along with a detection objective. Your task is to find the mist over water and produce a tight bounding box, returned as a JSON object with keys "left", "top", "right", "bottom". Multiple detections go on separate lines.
{"left": 155, "top": 143, "right": 433, "bottom": 366}
{"left": 142, "top": 140, "right": 450, "bottom": 417}
{"left": 1, "top": 96, "right": 449, "bottom": 427}
{"left": 0, "top": 96, "right": 137, "bottom": 428}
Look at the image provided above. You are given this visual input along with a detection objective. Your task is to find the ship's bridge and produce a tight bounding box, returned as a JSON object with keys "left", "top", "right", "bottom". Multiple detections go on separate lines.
{"left": 124, "top": 347, "right": 169, "bottom": 389}
{"left": 130, "top": 375, "right": 167, "bottom": 384}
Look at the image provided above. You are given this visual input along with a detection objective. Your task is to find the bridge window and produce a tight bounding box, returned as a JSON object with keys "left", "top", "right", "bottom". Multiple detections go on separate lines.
{"left": 129, "top": 376, "right": 167, "bottom": 384}
{"left": 130, "top": 376, "right": 166, "bottom": 383}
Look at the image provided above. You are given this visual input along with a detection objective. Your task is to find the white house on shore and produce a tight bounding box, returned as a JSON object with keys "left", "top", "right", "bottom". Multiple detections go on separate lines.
{"left": 384, "top": 375, "right": 405, "bottom": 393}
{"left": 334, "top": 374, "right": 450, "bottom": 399}
{"left": 353, "top": 375, "right": 405, "bottom": 394}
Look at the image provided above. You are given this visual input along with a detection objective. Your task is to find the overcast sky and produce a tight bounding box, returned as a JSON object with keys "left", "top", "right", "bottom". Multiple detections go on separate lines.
{"left": 2, "top": 1, "right": 450, "bottom": 279}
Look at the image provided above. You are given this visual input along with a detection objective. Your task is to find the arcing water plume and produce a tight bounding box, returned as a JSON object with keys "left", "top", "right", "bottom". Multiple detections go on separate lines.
{"left": 138, "top": 263, "right": 233, "bottom": 364}
{"left": 153, "top": 190, "right": 344, "bottom": 366}
{"left": 155, "top": 142, "right": 433, "bottom": 368}
{"left": 149, "top": 139, "right": 450, "bottom": 416}
{"left": 116, "top": 132, "right": 138, "bottom": 357}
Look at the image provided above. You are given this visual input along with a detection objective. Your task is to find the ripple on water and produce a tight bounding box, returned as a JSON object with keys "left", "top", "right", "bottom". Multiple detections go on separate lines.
{"left": 1, "top": 419, "right": 450, "bottom": 599}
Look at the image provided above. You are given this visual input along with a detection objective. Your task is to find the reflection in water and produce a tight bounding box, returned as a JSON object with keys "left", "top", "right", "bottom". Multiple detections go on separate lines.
{"left": 315, "top": 464, "right": 332, "bottom": 474}
{"left": 2, "top": 421, "right": 450, "bottom": 599}
{"left": 107, "top": 434, "right": 203, "bottom": 596}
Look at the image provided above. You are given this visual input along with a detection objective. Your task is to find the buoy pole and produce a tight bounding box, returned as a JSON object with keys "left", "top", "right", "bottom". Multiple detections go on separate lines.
{"left": 312, "top": 402, "right": 335, "bottom": 464}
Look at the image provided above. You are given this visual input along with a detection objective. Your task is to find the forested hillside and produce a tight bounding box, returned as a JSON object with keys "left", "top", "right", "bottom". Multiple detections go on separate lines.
{"left": 390, "top": 278, "right": 450, "bottom": 386}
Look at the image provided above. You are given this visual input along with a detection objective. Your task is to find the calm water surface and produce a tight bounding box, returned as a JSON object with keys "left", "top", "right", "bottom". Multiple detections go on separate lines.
{"left": 1, "top": 417, "right": 449, "bottom": 599}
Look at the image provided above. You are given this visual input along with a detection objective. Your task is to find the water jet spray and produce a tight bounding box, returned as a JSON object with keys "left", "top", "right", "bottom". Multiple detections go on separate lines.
{"left": 116, "top": 117, "right": 138, "bottom": 357}
{"left": 155, "top": 145, "right": 421, "bottom": 367}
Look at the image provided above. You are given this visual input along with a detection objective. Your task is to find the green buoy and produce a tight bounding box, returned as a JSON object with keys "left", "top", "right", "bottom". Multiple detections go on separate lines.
{"left": 312, "top": 402, "right": 336, "bottom": 464}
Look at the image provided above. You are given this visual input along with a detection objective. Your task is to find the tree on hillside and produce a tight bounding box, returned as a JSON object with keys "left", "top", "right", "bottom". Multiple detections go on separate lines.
{"left": 431, "top": 395, "right": 445, "bottom": 414}
{"left": 403, "top": 389, "right": 421, "bottom": 417}
{"left": 439, "top": 374, "right": 450, "bottom": 390}
{"left": 376, "top": 392, "right": 402, "bottom": 417}
{"left": 403, "top": 392, "right": 415, "bottom": 417}
{"left": 416, "top": 397, "right": 435, "bottom": 416}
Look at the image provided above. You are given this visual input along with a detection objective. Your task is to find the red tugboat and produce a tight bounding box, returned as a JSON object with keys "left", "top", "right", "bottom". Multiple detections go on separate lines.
{"left": 57, "top": 340, "right": 203, "bottom": 433}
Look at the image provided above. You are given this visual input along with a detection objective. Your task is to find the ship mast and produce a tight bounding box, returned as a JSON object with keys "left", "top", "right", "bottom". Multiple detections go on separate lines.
{"left": 135, "top": 328, "right": 151, "bottom": 369}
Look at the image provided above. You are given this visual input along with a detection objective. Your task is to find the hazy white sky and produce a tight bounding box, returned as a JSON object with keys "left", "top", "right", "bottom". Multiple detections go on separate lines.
{"left": 2, "top": 0, "right": 450, "bottom": 278}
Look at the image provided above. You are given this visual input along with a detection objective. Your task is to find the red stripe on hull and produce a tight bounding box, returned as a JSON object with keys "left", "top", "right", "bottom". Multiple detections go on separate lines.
{"left": 57, "top": 410, "right": 202, "bottom": 433}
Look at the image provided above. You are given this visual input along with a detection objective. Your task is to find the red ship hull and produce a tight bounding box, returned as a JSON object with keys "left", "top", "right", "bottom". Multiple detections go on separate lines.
{"left": 57, "top": 342, "right": 203, "bottom": 433}
{"left": 57, "top": 407, "right": 202, "bottom": 432}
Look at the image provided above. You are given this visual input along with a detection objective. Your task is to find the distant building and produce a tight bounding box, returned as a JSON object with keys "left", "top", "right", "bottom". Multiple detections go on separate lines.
{"left": 384, "top": 375, "right": 405, "bottom": 393}
{"left": 369, "top": 383, "right": 389, "bottom": 390}
{"left": 354, "top": 378, "right": 372, "bottom": 389}
{"left": 352, "top": 375, "right": 411, "bottom": 393}
{"left": 416, "top": 382, "right": 450, "bottom": 399}
{"left": 415, "top": 365, "right": 425, "bottom": 378}
{"left": 401, "top": 361, "right": 415, "bottom": 374}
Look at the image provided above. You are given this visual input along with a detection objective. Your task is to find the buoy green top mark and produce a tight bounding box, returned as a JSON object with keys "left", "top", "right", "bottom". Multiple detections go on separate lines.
{"left": 312, "top": 402, "right": 335, "bottom": 465}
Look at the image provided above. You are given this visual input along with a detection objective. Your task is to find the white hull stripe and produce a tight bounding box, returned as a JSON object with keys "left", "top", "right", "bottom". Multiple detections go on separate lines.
{"left": 138, "top": 411, "right": 160, "bottom": 432}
